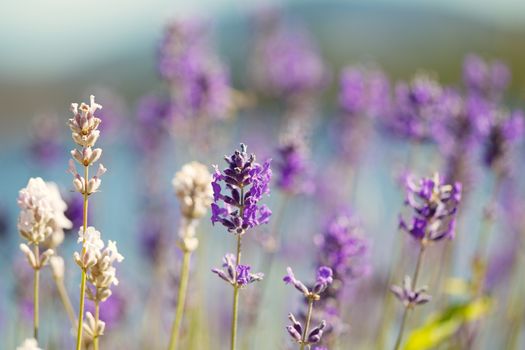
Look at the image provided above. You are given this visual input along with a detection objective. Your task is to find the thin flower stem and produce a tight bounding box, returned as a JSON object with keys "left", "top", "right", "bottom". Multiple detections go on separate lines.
{"left": 76, "top": 164, "right": 89, "bottom": 350}
{"left": 168, "top": 250, "right": 192, "bottom": 350}
{"left": 393, "top": 244, "right": 426, "bottom": 350}
{"left": 231, "top": 233, "right": 242, "bottom": 350}
{"left": 93, "top": 301, "right": 100, "bottom": 350}
{"left": 33, "top": 244, "right": 40, "bottom": 340}
{"left": 54, "top": 277, "right": 76, "bottom": 328}
{"left": 299, "top": 298, "right": 315, "bottom": 350}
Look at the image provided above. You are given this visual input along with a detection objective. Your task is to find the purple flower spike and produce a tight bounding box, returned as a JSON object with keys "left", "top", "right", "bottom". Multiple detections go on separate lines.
{"left": 463, "top": 54, "right": 510, "bottom": 100}
{"left": 212, "top": 254, "right": 263, "bottom": 287}
{"left": 286, "top": 313, "right": 303, "bottom": 342}
{"left": 390, "top": 275, "right": 432, "bottom": 308}
{"left": 275, "top": 129, "right": 313, "bottom": 195}
{"left": 307, "top": 320, "right": 327, "bottom": 344}
{"left": 312, "top": 266, "right": 333, "bottom": 294}
{"left": 400, "top": 173, "right": 462, "bottom": 242}
{"left": 210, "top": 144, "right": 272, "bottom": 234}
{"left": 283, "top": 267, "right": 309, "bottom": 296}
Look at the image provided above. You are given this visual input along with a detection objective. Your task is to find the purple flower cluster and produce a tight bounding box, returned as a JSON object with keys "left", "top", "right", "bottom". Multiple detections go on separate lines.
{"left": 339, "top": 66, "right": 390, "bottom": 118}
{"left": 463, "top": 54, "right": 510, "bottom": 100}
{"left": 135, "top": 94, "right": 173, "bottom": 152}
{"left": 275, "top": 131, "right": 313, "bottom": 194}
{"left": 399, "top": 173, "right": 462, "bottom": 242}
{"left": 286, "top": 313, "right": 327, "bottom": 345}
{"left": 388, "top": 74, "right": 445, "bottom": 142}
{"left": 211, "top": 144, "right": 272, "bottom": 234}
{"left": 283, "top": 266, "right": 334, "bottom": 297}
{"left": 212, "top": 254, "right": 263, "bottom": 287}
{"left": 390, "top": 275, "right": 431, "bottom": 308}
{"left": 158, "top": 19, "right": 231, "bottom": 120}
{"left": 250, "top": 21, "right": 327, "bottom": 99}
{"left": 315, "top": 212, "right": 369, "bottom": 283}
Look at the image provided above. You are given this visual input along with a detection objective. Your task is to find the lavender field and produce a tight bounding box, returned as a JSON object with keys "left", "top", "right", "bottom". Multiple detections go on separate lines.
{"left": 1, "top": 1, "right": 525, "bottom": 349}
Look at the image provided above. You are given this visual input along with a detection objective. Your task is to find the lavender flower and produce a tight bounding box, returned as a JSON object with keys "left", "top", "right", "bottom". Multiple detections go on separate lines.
{"left": 399, "top": 173, "right": 462, "bottom": 242}
{"left": 211, "top": 143, "right": 272, "bottom": 234}
{"left": 250, "top": 21, "right": 327, "bottom": 100}
{"left": 135, "top": 94, "right": 173, "bottom": 153}
{"left": 482, "top": 108, "right": 523, "bottom": 175}
{"left": 284, "top": 266, "right": 333, "bottom": 348}
{"left": 275, "top": 128, "right": 313, "bottom": 194}
{"left": 463, "top": 54, "right": 510, "bottom": 100}
{"left": 315, "top": 211, "right": 369, "bottom": 282}
{"left": 212, "top": 254, "right": 263, "bottom": 287}
{"left": 387, "top": 74, "right": 445, "bottom": 142}
{"left": 390, "top": 275, "right": 431, "bottom": 308}
{"left": 158, "top": 19, "right": 232, "bottom": 120}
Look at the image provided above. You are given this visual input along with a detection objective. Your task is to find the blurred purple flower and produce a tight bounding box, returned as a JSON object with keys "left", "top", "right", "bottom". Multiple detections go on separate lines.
{"left": 86, "top": 289, "right": 127, "bottom": 330}
{"left": 463, "top": 54, "right": 510, "bottom": 100}
{"left": 399, "top": 173, "right": 462, "bottom": 242}
{"left": 212, "top": 254, "right": 263, "bottom": 286}
{"left": 211, "top": 144, "right": 272, "bottom": 234}
{"left": 390, "top": 275, "right": 431, "bottom": 307}
{"left": 315, "top": 211, "right": 370, "bottom": 283}
{"left": 387, "top": 74, "right": 445, "bottom": 142}
{"left": 135, "top": 94, "right": 173, "bottom": 152}
{"left": 28, "top": 115, "right": 62, "bottom": 165}
{"left": 275, "top": 129, "right": 313, "bottom": 194}
{"left": 64, "top": 195, "right": 84, "bottom": 233}
{"left": 158, "top": 19, "right": 232, "bottom": 120}
{"left": 250, "top": 21, "right": 328, "bottom": 99}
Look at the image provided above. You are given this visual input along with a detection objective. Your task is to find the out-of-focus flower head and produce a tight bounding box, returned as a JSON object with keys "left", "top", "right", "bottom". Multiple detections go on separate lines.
{"left": 283, "top": 266, "right": 334, "bottom": 298}
{"left": 399, "top": 173, "right": 462, "bottom": 242}
{"left": 29, "top": 114, "right": 62, "bottom": 165}
{"left": 159, "top": 19, "right": 232, "bottom": 120}
{"left": 16, "top": 338, "right": 42, "bottom": 350}
{"left": 172, "top": 161, "right": 213, "bottom": 251}
{"left": 135, "top": 94, "right": 173, "bottom": 153}
{"left": 390, "top": 275, "right": 431, "bottom": 308}
{"left": 387, "top": 74, "right": 445, "bottom": 142}
{"left": 275, "top": 125, "right": 314, "bottom": 195}
{"left": 211, "top": 143, "right": 272, "bottom": 234}
{"left": 482, "top": 108, "right": 523, "bottom": 175}
{"left": 315, "top": 211, "right": 370, "bottom": 285}
{"left": 212, "top": 253, "right": 263, "bottom": 287}
{"left": 463, "top": 54, "right": 510, "bottom": 101}
{"left": 17, "top": 177, "right": 72, "bottom": 248}
{"left": 250, "top": 19, "right": 328, "bottom": 100}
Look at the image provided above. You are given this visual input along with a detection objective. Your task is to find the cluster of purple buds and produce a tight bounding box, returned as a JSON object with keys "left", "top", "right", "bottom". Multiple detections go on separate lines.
{"left": 338, "top": 66, "right": 391, "bottom": 118}
{"left": 482, "top": 109, "right": 523, "bottom": 173}
{"left": 286, "top": 313, "right": 327, "bottom": 345}
{"left": 315, "top": 211, "right": 369, "bottom": 283}
{"left": 390, "top": 275, "right": 431, "bottom": 308}
{"left": 463, "top": 54, "right": 510, "bottom": 101}
{"left": 389, "top": 74, "right": 445, "bottom": 142}
{"left": 212, "top": 254, "right": 263, "bottom": 287}
{"left": 399, "top": 173, "right": 462, "bottom": 243}
{"left": 283, "top": 266, "right": 333, "bottom": 299}
{"left": 275, "top": 129, "right": 313, "bottom": 195}
{"left": 158, "top": 19, "right": 232, "bottom": 120}
{"left": 211, "top": 144, "right": 272, "bottom": 235}
{"left": 250, "top": 22, "right": 327, "bottom": 100}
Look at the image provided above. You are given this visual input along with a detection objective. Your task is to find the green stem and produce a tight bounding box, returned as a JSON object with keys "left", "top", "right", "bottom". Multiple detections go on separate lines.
{"left": 33, "top": 244, "right": 39, "bottom": 340}
{"left": 93, "top": 301, "right": 100, "bottom": 350}
{"left": 231, "top": 233, "right": 242, "bottom": 350}
{"left": 299, "top": 298, "right": 315, "bottom": 350}
{"left": 54, "top": 277, "right": 77, "bottom": 328}
{"left": 168, "top": 250, "right": 192, "bottom": 350}
{"left": 393, "top": 244, "right": 426, "bottom": 350}
{"left": 75, "top": 164, "right": 89, "bottom": 350}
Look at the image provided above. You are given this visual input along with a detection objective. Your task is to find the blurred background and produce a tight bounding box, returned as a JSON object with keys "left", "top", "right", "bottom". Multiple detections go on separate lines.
{"left": 1, "top": 0, "right": 525, "bottom": 349}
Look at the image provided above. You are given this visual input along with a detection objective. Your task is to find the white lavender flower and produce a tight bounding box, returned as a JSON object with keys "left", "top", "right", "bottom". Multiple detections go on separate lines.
{"left": 74, "top": 227, "right": 104, "bottom": 270}
{"left": 83, "top": 311, "right": 105, "bottom": 340}
{"left": 68, "top": 95, "right": 102, "bottom": 148}
{"left": 172, "top": 161, "right": 213, "bottom": 252}
{"left": 85, "top": 239, "right": 124, "bottom": 303}
{"left": 16, "top": 338, "right": 42, "bottom": 350}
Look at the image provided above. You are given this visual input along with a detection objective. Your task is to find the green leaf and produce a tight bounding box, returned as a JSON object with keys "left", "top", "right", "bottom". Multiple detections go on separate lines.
{"left": 402, "top": 298, "right": 492, "bottom": 350}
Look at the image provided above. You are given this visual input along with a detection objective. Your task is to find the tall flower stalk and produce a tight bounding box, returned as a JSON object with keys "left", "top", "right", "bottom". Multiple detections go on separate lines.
{"left": 391, "top": 173, "right": 461, "bottom": 350}
{"left": 67, "top": 95, "right": 106, "bottom": 350}
{"left": 283, "top": 266, "right": 333, "bottom": 350}
{"left": 168, "top": 162, "right": 213, "bottom": 350}
{"left": 17, "top": 178, "right": 72, "bottom": 340}
{"left": 210, "top": 143, "right": 272, "bottom": 350}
